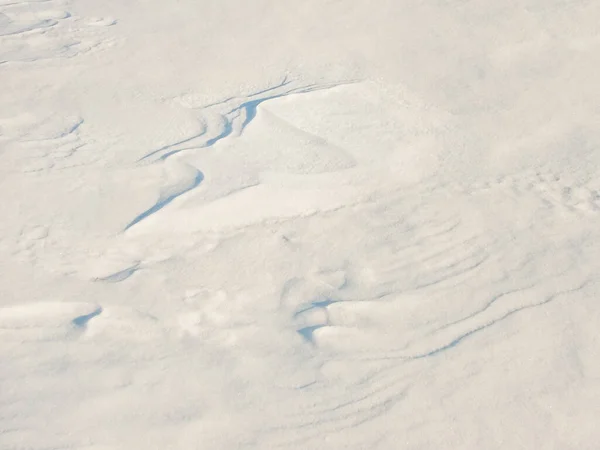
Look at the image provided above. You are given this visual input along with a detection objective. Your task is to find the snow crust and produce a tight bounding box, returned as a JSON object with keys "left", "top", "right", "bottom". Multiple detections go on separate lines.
{"left": 1, "top": 0, "right": 600, "bottom": 448}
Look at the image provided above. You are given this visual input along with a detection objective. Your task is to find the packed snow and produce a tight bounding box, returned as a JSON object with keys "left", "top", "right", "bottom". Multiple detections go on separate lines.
{"left": 1, "top": 0, "right": 600, "bottom": 449}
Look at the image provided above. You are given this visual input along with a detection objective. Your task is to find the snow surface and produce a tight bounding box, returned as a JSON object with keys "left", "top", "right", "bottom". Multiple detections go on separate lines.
{"left": 1, "top": 0, "right": 600, "bottom": 448}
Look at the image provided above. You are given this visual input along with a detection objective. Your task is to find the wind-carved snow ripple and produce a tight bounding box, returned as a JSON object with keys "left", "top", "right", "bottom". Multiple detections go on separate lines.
{"left": 138, "top": 78, "right": 352, "bottom": 163}
{"left": 270, "top": 176, "right": 598, "bottom": 446}
{"left": 0, "top": 113, "right": 88, "bottom": 174}
{"left": 286, "top": 175, "right": 598, "bottom": 359}
{"left": 286, "top": 207, "right": 495, "bottom": 356}
{"left": 0, "top": 0, "right": 116, "bottom": 63}
{"left": 125, "top": 79, "right": 353, "bottom": 231}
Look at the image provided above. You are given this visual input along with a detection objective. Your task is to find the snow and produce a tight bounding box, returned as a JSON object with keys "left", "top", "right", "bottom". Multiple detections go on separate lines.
{"left": 1, "top": 0, "right": 600, "bottom": 448}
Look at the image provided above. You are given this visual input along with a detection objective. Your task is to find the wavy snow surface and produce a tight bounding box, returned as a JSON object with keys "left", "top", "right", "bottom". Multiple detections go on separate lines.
{"left": 1, "top": 0, "right": 600, "bottom": 449}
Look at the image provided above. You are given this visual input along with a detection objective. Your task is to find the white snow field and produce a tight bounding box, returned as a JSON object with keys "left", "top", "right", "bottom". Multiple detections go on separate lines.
{"left": 1, "top": 0, "right": 600, "bottom": 448}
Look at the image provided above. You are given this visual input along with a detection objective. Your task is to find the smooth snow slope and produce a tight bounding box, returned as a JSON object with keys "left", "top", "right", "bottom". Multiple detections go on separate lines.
{"left": 1, "top": 0, "right": 600, "bottom": 449}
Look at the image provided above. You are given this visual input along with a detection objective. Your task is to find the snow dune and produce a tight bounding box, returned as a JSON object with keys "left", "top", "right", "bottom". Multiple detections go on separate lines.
{"left": 1, "top": 0, "right": 600, "bottom": 449}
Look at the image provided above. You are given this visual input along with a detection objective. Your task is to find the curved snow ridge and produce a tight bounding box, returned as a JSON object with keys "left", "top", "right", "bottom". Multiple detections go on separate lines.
{"left": 0, "top": 9, "right": 63, "bottom": 37}
{"left": 0, "top": 301, "right": 102, "bottom": 341}
{"left": 125, "top": 178, "right": 368, "bottom": 235}
{"left": 124, "top": 79, "right": 357, "bottom": 232}
{"left": 92, "top": 263, "right": 140, "bottom": 283}
{"left": 139, "top": 78, "right": 357, "bottom": 162}
{"left": 124, "top": 161, "right": 204, "bottom": 231}
{"left": 320, "top": 273, "right": 595, "bottom": 362}
{"left": 406, "top": 276, "right": 595, "bottom": 360}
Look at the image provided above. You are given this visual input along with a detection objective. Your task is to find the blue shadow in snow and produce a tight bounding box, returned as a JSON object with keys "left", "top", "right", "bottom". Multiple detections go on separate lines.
{"left": 72, "top": 307, "right": 103, "bottom": 327}
{"left": 124, "top": 170, "right": 204, "bottom": 231}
